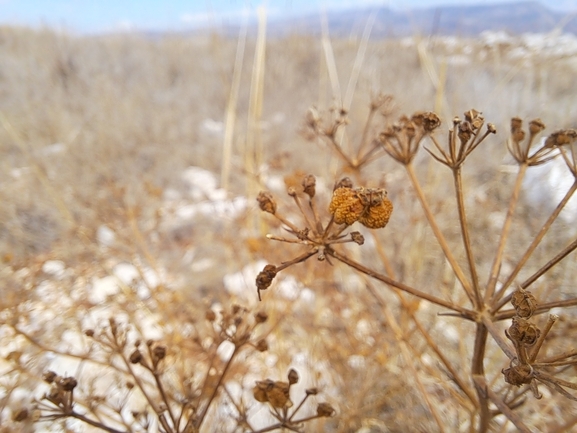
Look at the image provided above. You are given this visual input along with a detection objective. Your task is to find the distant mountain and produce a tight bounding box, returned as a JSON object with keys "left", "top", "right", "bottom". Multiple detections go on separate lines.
{"left": 263, "top": 1, "right": 577, "bottom": 37}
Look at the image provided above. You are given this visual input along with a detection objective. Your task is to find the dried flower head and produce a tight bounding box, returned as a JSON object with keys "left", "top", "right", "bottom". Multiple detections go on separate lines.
{"left": 511, "top": 288, "right": 538, "bottom": 318}
{"left": 257, "top": 191, "right": 277, "bottom": 214}
{"left": 503, "top": 363, "right": 533, "bottom": 386}
{"left": 302, "top": 174, "right": 316, "bottom": 198}
{"left": 329, "top": 187, "right": 393, "bottom": 229}
{"left": 545, "top": 129, "right": 577, "bottom": 147}
{"left": 412, "top": 111, "right": 441, "bottom": 132}
{"left": 256, "top": 264, "right": 277, "bottom": 300}
{"left": 129, "top": 349, "right": 143, "bottom": 364}
{"left": 316, "top": 402, "right": 336, "bottom": 417}
{"left": 288, "top": 369, "right": 299, "bottom": 385}
{"left": 508, "top": 317, "right": 541, "bottom": 346}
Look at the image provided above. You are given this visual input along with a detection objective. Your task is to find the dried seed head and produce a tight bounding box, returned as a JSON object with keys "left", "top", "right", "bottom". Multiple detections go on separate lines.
{"left": 129, "top": 349, "right": 144, "bottom": 364}
{"left": 508, "top": 317, "right": 541, "bottom": 346}
{"left": 545, "top": 129, "right": 577, "bottom": 147}
{"left": 232, "top": 304, "right": 242, "bottom": 315}
{"left": 43, "top": 371, "right": 57, "bottom": 384}
{"left": 253, "top": 379, "right": 274, "bottom": 403}
{"left": 84, "top": 329, "right": 95, "bottom": 337}
{"left": 302, "top": 174, "right": 316, "bottom": 198}
{"left": 511, "top": 288, "right": 537, "bottom": 318}
{"left": 412, "top": 111, "right": 441, "bottom": 132}
{"left": 255, "top": 339, "right": 268, "bottom": 352}
{"left": 316, "top": 402, "right": 336, "bottom": 417}
{"left": 464, "top": 109, "right": 484, "bottom": 130}
{"left": 503, "top": 364, "right": 533, "bottom": 386}
{"left": 287, "top": 186, "right": 297, "bottom": 197}
{"left": 152, "top": 345, "right": 167, "bottom": 362}
{"left": 329, "top": 187, "right": 363, "bottom": 225}
{"left": 487, "top": 123, "right": 497, "bottom": 134}
{"left": 511, "top": 117, "right": 523, "bottom": 133}
{"left": 257, "top": 191, "right": 277, "bottom": 214}
{"left": 256, "top": 265, "right": 277, "bottom": 293}
{"left": 255, "top": 311, "right": 269, "bottom": 324}
{"left": 529, "top": 119, "right": 546, "bottom": 136}
{"left": 60, "top": 376, "right": 78, "bottom": 392}
{"left": 267, "top": 381, "right": 292, "bottom": 408}
{"left": 205, "top": 310, "right": 216, "bottom": 322}
{"left": 351, "top": 231, "right": 365, "bottom": 245}
{"left": 288, "top": 369, "right": 299, "bottom": 385}
{"left": 357, "top": 189, "right": 393, "bottom": 229}
{"left": 458, "top": 121, "right": 473, "bottom": 144}
{"left": 306, "top": 387, "right": 319, "bottom": 395}
{"left": 12, "top": 408, "right": 28, "bottom": 422}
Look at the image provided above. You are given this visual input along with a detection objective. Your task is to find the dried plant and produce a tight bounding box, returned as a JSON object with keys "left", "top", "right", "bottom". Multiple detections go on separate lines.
{"left": 257, "top": 99, "right": 577, "bottom": 432}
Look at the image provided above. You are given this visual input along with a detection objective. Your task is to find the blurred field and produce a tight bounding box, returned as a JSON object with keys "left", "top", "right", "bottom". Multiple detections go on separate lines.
{"left": 2, "top": 22, "right": 577, "bottom": 432}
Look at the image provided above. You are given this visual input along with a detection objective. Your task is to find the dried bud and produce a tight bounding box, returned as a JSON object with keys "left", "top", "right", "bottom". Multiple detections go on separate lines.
{"left": 255, "top": 311, "right": 269, "bottom": 324}
{"left": 255, "top": 339, "right": 268, "bottom": 352}
{"left": 256, "top": 265, "right": 277, "bottom": 293}
{"left": 464, "top": 109, "right": 484, "bottom": 130}
{"left": 458, "top": 121, "right": 473, "bottom": 144}
{"left": 487, "top": 123, "right": 497, "bottom": 134}
{"left": 302, "top": 174, "right": 316, "bottom": 198}
{"left": 152, "top": 345, "right": 167, "bottom": 362}
{"left": 12, "top": 408, "right": 28, "bottom": 422}
{"left": 205, "top": 310, "right": 216, "bottom": 322}
{"left": 306, "top": 387, "right": 319, "bottom": 395}
{"left": 528, "top": 119, "right": 546, "bottom": 136}
{"left": 316, "top": 402, "right": 336, "bottom": 417}
{"left": 232, "top": 304, "right": 242, "bottom": 315}
{"left": 288, "top": 369, "right": 299, "bottom": 385}
{"left": 287, "top": 186, "right": 297, "bottom": 197}
{"left": 43, "top": 371, "right": 57, "bottom": 384}
{"left": 503, "top": 364, "right": 533, "bottom": 386}
{"left": 267, "top": 381, "right": 292, "bottom": 408}
{"left": 508, "top": 317, "right": 541, "bottom": 346}
{"left": 511, "top": 117, "right": 523, "bottom": 133}
{"left": 60, "top": 376, "right": 78, "bottom": 391}
{"left": 253, "top": 379, "right": 274, "bottom": 403}
{"left": 351, "top": 231, "right": 365, "bottom": 245}
{"left": 511, "top": 288, "right": 537, "bottom": 318}
{"left": 84, "top": 329, "right": 95, "bottom": 337}
{"left": 413, "top": 111, "right": 441, "bottom": 132}
{"left": 129, "top": 349, "right": 144, "bottom": 364}
{"left": 334, "top": 177, "right": 353, "bottom": 190}
{"left": 545, "top": 129, "right": 577, "bottom": 147}
{"left": 256, "top": 191, "right": 277, "bottom": 214}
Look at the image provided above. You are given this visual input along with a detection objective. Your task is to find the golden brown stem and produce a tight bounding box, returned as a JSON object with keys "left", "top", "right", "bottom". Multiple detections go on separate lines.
{"left": 485, "top": 163, "right": 528, "bottom": 303}
{"left": 405, "top": 162, "right": 476, "bottom": 306}
{"left": 453, "top": 167, "right": 482, "bottom": 308}
{"left": 327, "top": 247, "right": 474, "bottom": 318}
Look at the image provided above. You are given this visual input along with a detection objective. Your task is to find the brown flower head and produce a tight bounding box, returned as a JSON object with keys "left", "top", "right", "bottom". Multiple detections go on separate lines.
{"left": 511, "top": 288, "right": 537, "bottom": 318}
{"left": 317, "top": 402, "right": 336, "bottom": 417}
{"left": 256, "top": 265, "right": 277, "bottom": 292}
{"left": 507, "top": 317, "right": 541, "bottom": 346}
{"left": 302, "top": 174, "right": 316, "bottom": 198}
{"left": 257, "top": 191, "right": 277, "bottom": 214}
{"left": 412, "top": 111, "right": 441, "bottom": 132}
{"left": 329, "top": 187, "right": 363, "bottom": 225}
{"left": 503, "top": 364, "right": 533, "bottom": 386}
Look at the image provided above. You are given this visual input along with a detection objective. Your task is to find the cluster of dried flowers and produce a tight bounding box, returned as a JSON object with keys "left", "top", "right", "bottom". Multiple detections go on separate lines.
{"left": 503, "top": 288, "right": 577, "bottom": 401}
{"left": 255, "top": 174, "right": 393, "bottom": 299}
{"left": 252, "top": 369, "right": 335, "bottom": 430}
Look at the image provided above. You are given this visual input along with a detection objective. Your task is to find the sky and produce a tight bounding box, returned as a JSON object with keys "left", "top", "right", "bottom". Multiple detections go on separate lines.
{"left": 1, "top": 0, "right": 577, "bottom": 33}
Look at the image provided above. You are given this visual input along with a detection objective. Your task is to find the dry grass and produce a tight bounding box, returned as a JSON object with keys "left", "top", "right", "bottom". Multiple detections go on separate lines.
{"left": 1, "top": 22, "right": 577, "bottom": 432}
